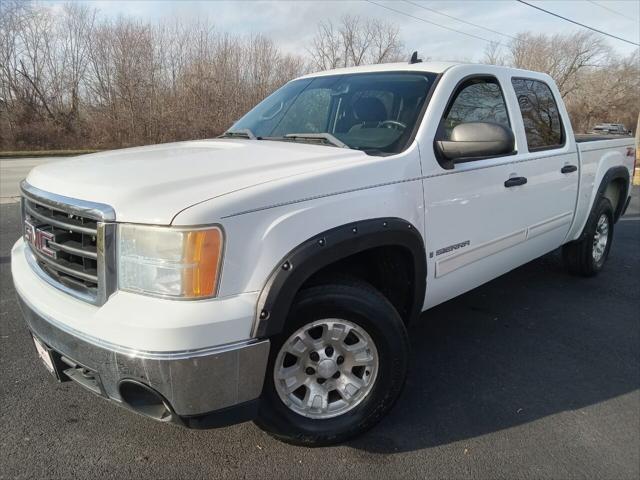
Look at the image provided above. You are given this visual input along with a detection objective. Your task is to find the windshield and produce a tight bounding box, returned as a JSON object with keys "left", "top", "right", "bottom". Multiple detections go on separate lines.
{"left": 227, "top": 72, "right": 437, "bottom": 155}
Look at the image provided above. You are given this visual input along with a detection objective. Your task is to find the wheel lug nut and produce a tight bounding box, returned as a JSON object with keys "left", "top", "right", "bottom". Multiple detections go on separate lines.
{"left": 317, "top": 378, "right": 326, "bottom": 384}
{"left": 325, "top": 346, "right": 334, "bottom": 356}
{"left": 305, "top": 367, "right": 315, "bottom": 375}
{"left": 332, "top": 371, "right": 340, "bottom": 379}
{"left": 309, "top": 352, "right": 320, "bottom": 362}
{"left": 337, "top": 356, "right": 344, "bottom": 364}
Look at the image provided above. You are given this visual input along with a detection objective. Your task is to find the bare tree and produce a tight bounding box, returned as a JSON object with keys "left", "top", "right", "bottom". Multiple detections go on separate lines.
{"left": 0, "top": 0, "right": 27, "bottom": 143}
{"left": 563, "top": 51, "right": 640, "bottom": 133}
{"left": 483, "top": 41, "right": 505, "bottom": 66}
{"left": 58, "top": 3, "right": 96, "bottom": 127}
{"left": 308, "top": 15, "right": 404, "bottom": 70}
{"left": 310, "top": 20, "right": 342, "bottom": 70}
{"left": 2, "top": 4, "right": 637, "bottom": 151}
{"left": 482, "top": 30, "right": 638, "bottom": 133}
{"left": 1, "top": 2, "right": 306, "bottom": 150}
{"left": 505, "top": 31, "right": 611, "bottom": 98}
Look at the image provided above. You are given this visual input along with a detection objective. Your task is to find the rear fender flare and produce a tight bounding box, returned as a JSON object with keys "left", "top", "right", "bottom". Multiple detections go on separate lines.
{"left": 587, "top": 166, "right": 630, "bottom": 232}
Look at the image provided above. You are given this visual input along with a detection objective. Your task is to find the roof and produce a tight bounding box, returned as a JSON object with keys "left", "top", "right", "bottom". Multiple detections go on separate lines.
{"left": 296, "top": 61, "right": 462, "bottom": 80}
{"left": 295, "top": 61, "right": 552, "bottom": 83}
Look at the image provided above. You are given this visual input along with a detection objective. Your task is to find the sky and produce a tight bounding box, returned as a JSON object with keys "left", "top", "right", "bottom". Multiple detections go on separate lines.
{"left": 44, "top": 0, "right": 640, "bottom": 62}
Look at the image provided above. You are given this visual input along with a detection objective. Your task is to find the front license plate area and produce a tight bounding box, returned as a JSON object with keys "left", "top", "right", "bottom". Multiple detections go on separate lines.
{"left": 32, "top": 335, "right": 59, "bottom": 379}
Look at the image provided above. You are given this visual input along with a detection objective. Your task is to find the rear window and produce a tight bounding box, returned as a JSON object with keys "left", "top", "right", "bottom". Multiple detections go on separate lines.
{"left": 511, "top": 78, "right": 564, "bottom": 151}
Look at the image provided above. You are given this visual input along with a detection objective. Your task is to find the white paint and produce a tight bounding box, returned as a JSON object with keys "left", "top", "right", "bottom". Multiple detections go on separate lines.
{"left": 11, "top": 240, "right": 259, "bottom": 351}
{"left": 26, "top": 140, "right": 370, "bottom": 225}
{"left": 12, "top": 61, "right": 636, "bottom": 352}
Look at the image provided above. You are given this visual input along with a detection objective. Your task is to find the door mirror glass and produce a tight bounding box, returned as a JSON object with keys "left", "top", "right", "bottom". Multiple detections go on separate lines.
{"left": 435, "top": 122, "right": 515, "bottom": 165}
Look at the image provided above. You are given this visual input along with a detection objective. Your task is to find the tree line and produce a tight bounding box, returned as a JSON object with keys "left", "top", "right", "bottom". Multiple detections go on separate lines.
{"left": 484, "top": 32, "right": 638, "bottom": 135}
{"left": 1, "top": 1, "right": 637, "bottom": 151}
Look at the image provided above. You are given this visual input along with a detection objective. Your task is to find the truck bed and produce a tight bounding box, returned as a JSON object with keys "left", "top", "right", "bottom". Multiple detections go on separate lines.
{"left": 575, "top": 134, "right": 632, "bottom": 143}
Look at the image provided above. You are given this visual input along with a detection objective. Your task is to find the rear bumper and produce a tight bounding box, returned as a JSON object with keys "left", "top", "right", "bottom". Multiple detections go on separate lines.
{"left": 17, "top": 293, "right": 269, "bottom": 426}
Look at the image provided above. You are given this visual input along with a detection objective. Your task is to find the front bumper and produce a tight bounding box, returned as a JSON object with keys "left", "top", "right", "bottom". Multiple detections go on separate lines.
{"left": 18, "top": 293, "right": 269, "bottom": 425}
{"left": 12, "top": 236, "right": 271, "bottom": 426}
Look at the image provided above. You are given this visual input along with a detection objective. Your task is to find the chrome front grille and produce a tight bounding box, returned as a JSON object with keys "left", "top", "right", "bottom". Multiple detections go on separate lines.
{"left": 24, "top": 198, "right": 100, "bottom": 291}
{"left": 20, "top": 181, "right": 117, "bottom": 305}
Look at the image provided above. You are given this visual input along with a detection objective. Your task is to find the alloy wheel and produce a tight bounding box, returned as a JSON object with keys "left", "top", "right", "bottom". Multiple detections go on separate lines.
{"left": 273, "top": 319, "right": 379, "bottom": 419}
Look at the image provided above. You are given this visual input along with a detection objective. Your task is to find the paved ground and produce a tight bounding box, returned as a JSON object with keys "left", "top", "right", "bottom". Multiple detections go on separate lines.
{"left": 0, "top": 152, "right": 640, "bottom": 479}
{"left": 0, "top": 157, "right": 64, "bottom": 203}
{"left": 1, "top": 187, "right": 639, "bottom": 479}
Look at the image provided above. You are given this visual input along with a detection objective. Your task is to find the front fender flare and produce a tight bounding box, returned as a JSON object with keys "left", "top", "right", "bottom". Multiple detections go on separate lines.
{"left": 253, "top": 217, "right": 426, "bottom": 338}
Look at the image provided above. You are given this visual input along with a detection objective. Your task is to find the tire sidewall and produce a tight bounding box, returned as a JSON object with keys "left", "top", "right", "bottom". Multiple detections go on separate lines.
{"left": 588, "top": 198, "right": 614, "bottom": 272}
{"left": 256, "top": 283, "right": 409, "bottom": 445}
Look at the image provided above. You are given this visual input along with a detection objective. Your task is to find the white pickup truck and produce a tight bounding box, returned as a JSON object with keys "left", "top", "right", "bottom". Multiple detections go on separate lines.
{"left": 12, "top": 61, "right": 636, "bottom": 446}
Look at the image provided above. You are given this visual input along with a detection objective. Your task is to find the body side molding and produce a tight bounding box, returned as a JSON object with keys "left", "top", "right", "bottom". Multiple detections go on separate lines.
{"left": 527, "top": 211, "right": 574, "bottom": 240}
{"left": 434, "top": 211, "right": 574, "bottom": 278}
{"left": 435, "top": 229, "right": 526, "bottom": 278}
{"left": 253, "top": 218, "right": 427, "bottom": 338}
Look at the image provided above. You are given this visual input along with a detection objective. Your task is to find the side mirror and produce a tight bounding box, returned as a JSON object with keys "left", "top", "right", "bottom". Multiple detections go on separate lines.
{"left": 435, "top": 122, "right": 515, "bottom": 169}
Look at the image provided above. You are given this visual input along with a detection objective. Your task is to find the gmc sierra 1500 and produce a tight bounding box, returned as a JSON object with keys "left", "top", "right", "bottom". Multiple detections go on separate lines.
{"left": 12, "top": 61, "right": 635, "bottom": 446}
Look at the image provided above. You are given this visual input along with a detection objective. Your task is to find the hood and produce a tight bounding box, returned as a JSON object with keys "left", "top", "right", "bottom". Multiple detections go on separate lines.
{"left": 26, "top": 139, "right": 367, "bottom": 224}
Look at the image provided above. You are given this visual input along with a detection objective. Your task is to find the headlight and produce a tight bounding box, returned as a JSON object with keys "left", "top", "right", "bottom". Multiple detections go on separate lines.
{"left": 118, "top": 224, "right": 223, "bottom": 299}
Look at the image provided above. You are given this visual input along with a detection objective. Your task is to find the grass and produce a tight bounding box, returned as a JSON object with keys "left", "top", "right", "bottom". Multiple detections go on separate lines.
{"left": 0, "top": 149, "right": 99, "bottom": 158}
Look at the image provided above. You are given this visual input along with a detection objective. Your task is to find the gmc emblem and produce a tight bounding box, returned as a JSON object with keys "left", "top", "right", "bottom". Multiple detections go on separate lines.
{"left": 24, "top": 219, "right": 57, "bottom": 259}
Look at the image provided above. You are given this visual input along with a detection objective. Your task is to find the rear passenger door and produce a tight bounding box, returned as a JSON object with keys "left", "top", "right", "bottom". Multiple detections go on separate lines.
{"left": 508, "top": 77, "right": 579, "bottom": 249}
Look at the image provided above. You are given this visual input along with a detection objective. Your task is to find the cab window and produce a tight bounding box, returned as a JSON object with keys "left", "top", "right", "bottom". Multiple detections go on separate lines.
{"left": 511, "top": 78, "right": 564, "bottom": 151}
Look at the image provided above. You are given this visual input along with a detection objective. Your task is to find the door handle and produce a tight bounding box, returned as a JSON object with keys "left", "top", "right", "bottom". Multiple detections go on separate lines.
{"left": 504, "top": 176, "right": 527, "bottom": 188}
{"left": 561, "top": 165, "right": 578, "bottom": 173}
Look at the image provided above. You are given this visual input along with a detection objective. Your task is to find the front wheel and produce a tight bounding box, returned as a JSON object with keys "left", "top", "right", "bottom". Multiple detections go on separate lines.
{"left": 563, "top": 197, "right": 614, "bottom": 276}
{"left": 255, "top": 279, "right": 409, "bottom": 446}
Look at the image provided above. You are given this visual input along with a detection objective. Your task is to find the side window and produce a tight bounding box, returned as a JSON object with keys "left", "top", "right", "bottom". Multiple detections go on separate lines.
{"left": 511, "top": 78, "right": 564, "bottom": 151}
{"left": 439, "top": 77, "right": 510, "bottom": 140}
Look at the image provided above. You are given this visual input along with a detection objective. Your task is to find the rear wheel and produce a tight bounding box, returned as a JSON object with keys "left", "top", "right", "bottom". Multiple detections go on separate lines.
{"left": 255, "top": 279, "right": 409, "bottom": 446}
{"left": 563, "top": 197, "right": 614, "bottom": 276}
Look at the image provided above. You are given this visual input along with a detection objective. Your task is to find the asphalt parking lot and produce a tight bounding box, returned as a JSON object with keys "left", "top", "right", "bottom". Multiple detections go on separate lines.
{"left": 0, "top": 157, "right": 64, "bottom": 203}
{"left": 1, "top": 183, "right": 639, "bottom": 479}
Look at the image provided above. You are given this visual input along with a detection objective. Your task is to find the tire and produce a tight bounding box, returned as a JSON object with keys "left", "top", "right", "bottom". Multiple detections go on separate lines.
{"left": 562, "top": 196, "right": 614, "bottom": 276}
{"left": 254, "top": 278, "right": 409, "bottom": 446}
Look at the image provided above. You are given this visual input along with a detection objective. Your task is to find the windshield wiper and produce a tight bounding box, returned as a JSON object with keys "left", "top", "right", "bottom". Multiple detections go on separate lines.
{"left": 282, "top": 133, "right": 347, "bottom": 148}
{"left": 220, "top": 128, "right": 258, "bottom": 140}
